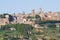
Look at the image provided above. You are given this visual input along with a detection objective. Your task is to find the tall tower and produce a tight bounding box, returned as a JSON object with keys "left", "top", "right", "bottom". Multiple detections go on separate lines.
{"left": 38, "top": 8, "right": 45, "bottom": 21}
{"left": 31, "top": 9, "right": 35, "bottom": 16}
{"left": 32, "top": 9, "right": 35, "bottom": 15}
{"left": 39, "top": 8, "right": 43, "bottom": 14}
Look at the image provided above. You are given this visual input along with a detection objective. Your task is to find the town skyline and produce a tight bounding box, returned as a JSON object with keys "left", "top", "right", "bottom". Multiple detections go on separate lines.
{"left": 0, "top": 0, "right": 60, "bottom": 13}
{"left": 0, "top": 8, "right": 60, "bottom": 14}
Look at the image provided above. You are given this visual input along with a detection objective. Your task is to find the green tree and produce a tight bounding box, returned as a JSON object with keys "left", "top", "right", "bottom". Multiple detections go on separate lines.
{"left": 35, "top": 15, "right": 40, "bottom": 19}
{"left": 27, "top": 16, "right": 33, "bottom": 19}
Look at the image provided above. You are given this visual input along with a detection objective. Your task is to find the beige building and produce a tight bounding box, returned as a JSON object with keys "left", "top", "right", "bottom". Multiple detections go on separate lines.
{"left": 45, "top": 12, "right": 60, "bottom": 20}
{"left": 38, "top": 8, "right": 60, "bottom": 21}
{"left": 0, "top": 18, "right": 9, "bottom": 25}
{"left": 0, "top": 15, "right": 9, "bottom": 25}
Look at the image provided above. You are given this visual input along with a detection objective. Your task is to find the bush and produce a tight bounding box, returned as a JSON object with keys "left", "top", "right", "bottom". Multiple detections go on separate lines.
{"left": 47, "top": 24, "right": 56, "bottom": 28}
{"left": 39, "top": 20, "right": 60, "bottom": 24}
{"left": 35, "top": 15, "right": 40, "bottom": 19}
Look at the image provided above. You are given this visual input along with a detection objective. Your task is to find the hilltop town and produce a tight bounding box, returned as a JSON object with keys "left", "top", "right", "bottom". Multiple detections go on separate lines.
{"left": 0, "top": 8, "right": 60, "bottom": 27}
{"left": 0, "top": 8, "right": 60, "bottom": 40}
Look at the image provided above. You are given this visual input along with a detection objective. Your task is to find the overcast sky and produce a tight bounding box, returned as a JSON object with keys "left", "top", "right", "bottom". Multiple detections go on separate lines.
{"left": 0, "top": 0, "right": 60, "bottom": 14}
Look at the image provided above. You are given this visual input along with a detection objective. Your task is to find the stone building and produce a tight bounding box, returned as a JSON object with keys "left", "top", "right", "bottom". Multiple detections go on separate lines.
{"left": 38, "top": 8, "right": 46, "bottom": 21}
{"left": 38, "top": 8, "right": 60, "bottom": 21}
{"left": 45, "top": 12, "right": 60, "bottom": 20}
{"left": 0, "top": 15, "right": 9, "bottom": 25}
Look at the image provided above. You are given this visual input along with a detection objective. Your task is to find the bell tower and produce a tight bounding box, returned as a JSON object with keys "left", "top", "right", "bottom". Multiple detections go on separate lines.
{"left": 32, "top": 9, "right": 35, "bottom": 15}
{"left": 39, "top": 8, "right": 43, "bottom": 14}
{"left": 38, "top": 8, "right": 45, "bottom": 21}
{"left": 31, "top": 9, "right": 35, "bottom": 16}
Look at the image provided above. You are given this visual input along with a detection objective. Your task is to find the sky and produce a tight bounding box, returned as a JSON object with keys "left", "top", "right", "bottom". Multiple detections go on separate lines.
{"left": 0, "top": 0, "right": 60, "bottom": 14}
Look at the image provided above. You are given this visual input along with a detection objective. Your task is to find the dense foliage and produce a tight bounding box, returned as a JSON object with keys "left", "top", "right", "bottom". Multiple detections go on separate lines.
{"left": 0, "top": 20, "right": 60, "bottom": 40}
{"left": 35, "top": 15, "right": 40, "bottom": 19}
{"left": 0, "top": 23, "right": 33, "bottom": 40}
